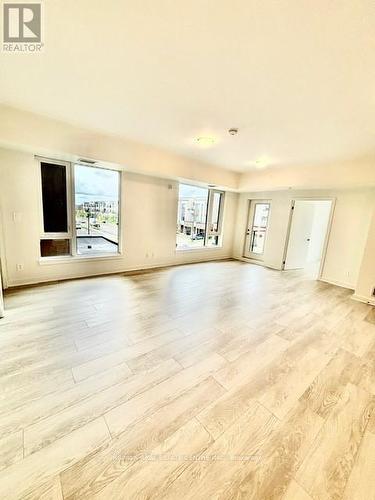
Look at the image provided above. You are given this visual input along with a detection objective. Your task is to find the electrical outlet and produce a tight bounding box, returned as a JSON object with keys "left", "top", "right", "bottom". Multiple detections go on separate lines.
{"left": 16, "top": 263, "right": 24, "bottom": 271}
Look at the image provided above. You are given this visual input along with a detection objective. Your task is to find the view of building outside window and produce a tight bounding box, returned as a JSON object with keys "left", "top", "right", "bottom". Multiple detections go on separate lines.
{"left": 75, "top": 165, "right": 120, "bottom": 255}
{"left": 176, "top": 184, "right": 209, "bottom": 249}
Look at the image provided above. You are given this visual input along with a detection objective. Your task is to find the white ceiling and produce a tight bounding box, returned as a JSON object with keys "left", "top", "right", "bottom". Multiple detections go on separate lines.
{"left": 1, "top": 0, "right": 375, "bottom": 172}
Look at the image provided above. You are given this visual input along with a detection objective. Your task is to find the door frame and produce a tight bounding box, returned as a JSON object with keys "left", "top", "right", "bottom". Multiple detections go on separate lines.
{"left": 243, "top": 199, "right": 272, "bottom": 261}
{"left": 282, "top": 197, "right": 336, "bottom": 279}
{"left": 0, "top": 204, "right": 7, "bottom": 317}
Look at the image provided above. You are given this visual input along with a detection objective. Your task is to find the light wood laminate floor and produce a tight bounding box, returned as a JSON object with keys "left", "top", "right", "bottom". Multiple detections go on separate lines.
{"left": 0, "top": 261, "right": 374, "bottom": 500}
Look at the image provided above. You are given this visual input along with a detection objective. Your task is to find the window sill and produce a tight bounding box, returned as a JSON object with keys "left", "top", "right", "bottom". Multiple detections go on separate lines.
{"left": 175, "top": 246, "right": 223, "bottom": 253}
{"left": 39, "top": 253, "right": 123, "bottom": 265}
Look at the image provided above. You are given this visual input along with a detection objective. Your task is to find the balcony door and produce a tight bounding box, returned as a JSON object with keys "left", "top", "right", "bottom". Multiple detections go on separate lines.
{"left": 244, "top": 200, "right": 271, "bottom": 260}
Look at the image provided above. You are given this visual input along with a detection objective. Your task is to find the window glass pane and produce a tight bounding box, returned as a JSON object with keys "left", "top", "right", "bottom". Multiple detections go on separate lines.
{"left": 75, "top": 165, "right": 120, "bottom": 255}
{"left": 250, "top": 203, "right": 270, "bottom": 255}
{"left": 40, "top": 239, "right": 70, "bottom": 257}
{"left": 176, "top": 184, "right": 208, "bottom": 249}
{"left": 41, "top": 162, "right": 68, "bottom": 233}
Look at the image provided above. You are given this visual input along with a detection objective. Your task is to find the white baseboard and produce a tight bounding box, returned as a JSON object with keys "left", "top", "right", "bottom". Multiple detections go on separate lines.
{"left": 318, "top": 277, "right": 355, "bottom": 290}
{"left": 351, "top": 294, "right": 375, "bottom": 306}
{"left": 233, "top": 256, "right": 282, "bottom": 271}
{"left": 6, "top": 256, "right": 234, "bottom": 289}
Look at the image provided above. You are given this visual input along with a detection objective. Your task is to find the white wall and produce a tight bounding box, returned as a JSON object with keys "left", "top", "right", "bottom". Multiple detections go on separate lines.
{"left": 0, "top": 105, "right": 239, "bottom": 190}
{"left": 239, "top": 159, "right": 375, "bottom": 191}
{"left": 233, "top": 189, "right": 375, "bottom": 289}
{"left": 0, "top": 147, "right": 238, "bottom": 287}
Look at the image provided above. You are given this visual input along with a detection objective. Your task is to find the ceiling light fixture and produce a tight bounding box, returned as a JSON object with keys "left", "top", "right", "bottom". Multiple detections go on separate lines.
{"left": 254, "top": 159, "right": 268, "bottom": 169}
{"left": 196, "top": 136, "right": 216, "bottom": 147}
{"left": 244, "top": 157, "right": 270, "bottom": 169}
{"left": 228, "top": 128, "right": 238, "bottom": 136}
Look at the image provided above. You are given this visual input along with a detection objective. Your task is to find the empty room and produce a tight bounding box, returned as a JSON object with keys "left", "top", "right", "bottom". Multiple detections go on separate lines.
{"left": 0, "top": 2, "right": 375, "bottom": 499}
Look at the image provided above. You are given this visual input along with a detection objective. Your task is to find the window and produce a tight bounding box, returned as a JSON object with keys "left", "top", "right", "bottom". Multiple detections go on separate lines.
{"left": 176, "top": 183, "right": 224, "bottom": 250}
{"left": 39, "top": 159, "right": 121, "bottom": 258}
{"left": 74, "top": 165, "right": 120, "bottom": 255}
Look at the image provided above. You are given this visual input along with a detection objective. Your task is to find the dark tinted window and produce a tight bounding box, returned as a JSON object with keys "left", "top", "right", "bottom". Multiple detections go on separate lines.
{"left": 41, "top": 162, "right": 68, "bottom": 232}
{"left": 40, "top": 239, "right": 70, "bottom": 257}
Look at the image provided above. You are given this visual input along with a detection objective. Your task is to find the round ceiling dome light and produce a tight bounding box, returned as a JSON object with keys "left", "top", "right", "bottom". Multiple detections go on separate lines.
{"left": 228, "top": 128, "right": 238, "bottom": 136}
{"left": 244, "top": 157, "right": 270, "bottom": 169}
{"left": 196, "top": 136, "right": 216, "bottom": 147}
{"left": 254, "top": 159, "right": 268, "bottom": 169}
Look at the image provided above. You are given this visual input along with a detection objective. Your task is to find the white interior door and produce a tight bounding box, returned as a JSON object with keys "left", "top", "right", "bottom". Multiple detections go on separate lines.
{"left": 244, "top": 200, "right": 271, "bottom": 260}
{"left": 285, "top": 201, "right": 315, "bottom": 269}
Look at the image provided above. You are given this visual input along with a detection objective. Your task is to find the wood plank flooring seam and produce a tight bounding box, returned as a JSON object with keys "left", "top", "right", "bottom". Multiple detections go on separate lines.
{"left": 255, "top": 399, "right": 282, "bottom": 424}
{"left": 103, "top": 415, "right": 113, "bottom": 441}
{"left": 172, "top": 357, "right": 185, "bottom": 370}
{"left": 21, "top": 360, "right": 182, "bottom": 454}
{"left": 288, "top": 477, "right": 314, "bottom": 500}
{"left": 210, "top": 374, "right": 229, "bottom": 393}
{"left": 194, "top": 416, "right": 217, "bottom": 443}
{"left": 103, "top": 373, "right": 224, "bottom": 439}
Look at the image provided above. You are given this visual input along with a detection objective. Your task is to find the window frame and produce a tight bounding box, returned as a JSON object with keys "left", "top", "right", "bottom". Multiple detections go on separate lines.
{"left": 39, "top": 158, "right": 72, "bottom": 241}
{"left": 176, "top": 183, "right": 225, "bottom": 251}
{"left": 205, "top": 189, "right": 225, "bottom": 246}
{"left": 38, "top": 157, "right": 122, "bottom": 261}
